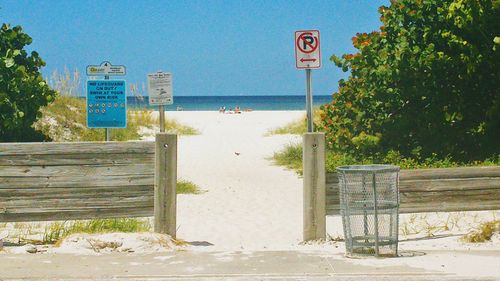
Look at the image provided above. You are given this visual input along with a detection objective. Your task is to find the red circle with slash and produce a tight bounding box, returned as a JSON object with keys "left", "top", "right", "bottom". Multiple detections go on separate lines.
{"left": 297, "top": 32, "right": 318, "bottom": 54}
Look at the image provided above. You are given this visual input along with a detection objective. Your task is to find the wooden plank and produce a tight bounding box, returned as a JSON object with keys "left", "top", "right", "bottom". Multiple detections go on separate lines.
{"left": 0, "top": 207, "right": 153, "bottom": 222}
{"left": 0, "top": 153, "right": 154, "bottom": 166}
{"left": 327, "top": 167, "right": 500, "bottom": 182}
{"left": 0, "top": 141, "right": 154, "bottom": 156}
{"left": 154, "top": 133, "right": 177, "bottom": 238}
{"left": 0, "top": 175, "right": 153, "bottom": 189}
{"left": 0, "top": 164, "right": 153, "bottom": 177}
{"left": 0, "top": 185, "right": 152, "bottom": 199}
{"left": 325, "top": 167, "right": 500, "bottom": 215}
{"left": 326, "top": 200, "right": 500, "bottom": 215}
{"left": 1, "top": 196, "right": 153, "bottom": 210}
{"left": 326, "top": 190, "right": 500, "bottom": 214}
{"left": 399, "top": 178, "right": 500, "bottom": 192}
{"left": 399, "top": 166, "right": 500, "bottom": 180}
{"left": 399, "top": 201, "right": 500, "bottom": 213}
{"left": 302, "top": 133, "right": 326, "bottom": 240}
{"left": 326, "top": 173, "right": 339, "bottom": 184}
{"left": 326, "top": 178, "right": 500, "bottom": 194}
{"left": 326, "top": 191, "right": 500, "bottom": 210}
{"left": 0, "top": 140, "right": 168, "bottom": 224}
{"left": 399, "top": 189, "right": 500, "bottom": 203}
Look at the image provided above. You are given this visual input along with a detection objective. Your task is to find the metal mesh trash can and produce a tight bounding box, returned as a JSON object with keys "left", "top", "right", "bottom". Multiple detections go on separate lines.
{"left": 337, "top": 165, "right": 400, "bottom": 257}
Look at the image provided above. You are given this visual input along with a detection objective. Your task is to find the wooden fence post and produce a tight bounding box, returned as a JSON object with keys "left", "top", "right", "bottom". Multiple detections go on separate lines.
{"left": 154, "top": 133, "right": 177, "bottom": 238}
{"left": 303, "top": 132, "right": 326, "bottom": 241}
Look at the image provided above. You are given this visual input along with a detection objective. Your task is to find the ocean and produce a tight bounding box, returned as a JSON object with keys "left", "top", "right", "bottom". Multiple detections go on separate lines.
{"left": 125, "top": 95, "right": 333, "bottom": 111}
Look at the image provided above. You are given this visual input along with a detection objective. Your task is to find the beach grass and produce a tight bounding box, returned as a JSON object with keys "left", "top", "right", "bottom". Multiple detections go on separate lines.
{"left": 462, "top": 220, "right": 500, "bottom": 243}
{"left": 266, "top": 118, "right": 306, "bottom": 136}
{"left": 34, "top": 95, "right": 197, "bottom": 141}
{"left": 272, "top": 143, "right": 304, "bottom": 174}
{"left": 177, "top": 179, "right": 201, "bottom": 194}
{"left": 266, "top": 109, "right": 322, "bottom": 136}
{"left": 43, "top": 218, "right": 151, "bottom": 244}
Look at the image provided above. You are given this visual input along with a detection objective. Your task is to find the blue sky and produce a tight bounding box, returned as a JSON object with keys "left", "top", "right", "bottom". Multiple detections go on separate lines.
{"left": 1, "top": 0, "right": 388, "bottom": 96}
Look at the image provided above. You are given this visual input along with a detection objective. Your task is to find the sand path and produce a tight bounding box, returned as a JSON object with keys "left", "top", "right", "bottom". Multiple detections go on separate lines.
{"left": 166, "top": 111, "right": 305, "bottom": 251}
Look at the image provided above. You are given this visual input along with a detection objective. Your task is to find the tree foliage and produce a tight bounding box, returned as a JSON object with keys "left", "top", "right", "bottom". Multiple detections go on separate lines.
{"left": 320, "top": 0, "right": 499, "bottom": 161}
{"left": 0, "top": 23, "right": 56, "bottom": 141}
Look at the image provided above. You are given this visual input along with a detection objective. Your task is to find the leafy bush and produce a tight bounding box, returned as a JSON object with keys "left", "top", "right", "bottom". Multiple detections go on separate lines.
{"left": 320, "top": 0, "right": 499, "bottom": 161}
{"left": 272, "top": 143, "right": 499, "bottom": 174}
{"left": 0, "top": 24, "right": 56, "bottom": 141}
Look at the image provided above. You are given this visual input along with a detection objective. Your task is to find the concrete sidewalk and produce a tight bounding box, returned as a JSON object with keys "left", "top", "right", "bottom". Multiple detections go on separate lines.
{"left": 0, "top": 250, "right": 497, "bottom": 280}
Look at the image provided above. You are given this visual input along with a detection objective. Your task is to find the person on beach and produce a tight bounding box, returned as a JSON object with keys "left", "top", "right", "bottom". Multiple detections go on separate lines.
{"left": 234, "top": 106, "right": 241, "bottom": 114}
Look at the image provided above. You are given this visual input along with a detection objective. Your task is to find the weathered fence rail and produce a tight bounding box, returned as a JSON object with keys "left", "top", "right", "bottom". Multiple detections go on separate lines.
{"left": 0, "top": 134, "right": 177, "bottom": 237}
{"left": 326, "top": 166, "right": 500, "bottom": 215}
{"left": 303, "top": 133, "right": 500, "bottom": 240}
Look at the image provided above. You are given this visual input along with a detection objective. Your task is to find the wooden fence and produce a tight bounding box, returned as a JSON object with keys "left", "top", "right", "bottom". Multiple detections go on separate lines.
{"left": 303, "top": 132, "right": 500, "bottom": 241}
{"left": 0, "top": 133, "right": 177, "bottom": 237}
{"left": 326, "top": 166, "right": 500, "bottom": 215}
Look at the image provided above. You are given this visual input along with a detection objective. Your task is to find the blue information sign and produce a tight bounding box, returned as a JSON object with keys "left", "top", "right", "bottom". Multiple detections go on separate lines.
{"left": 87, "top": 80, "right": 127, "bottom": 128}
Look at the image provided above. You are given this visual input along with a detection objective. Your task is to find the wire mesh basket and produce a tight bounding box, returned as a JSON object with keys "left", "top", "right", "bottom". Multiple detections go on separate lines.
{"left": 337, "top": 165, "right": 400, "bottom": 257}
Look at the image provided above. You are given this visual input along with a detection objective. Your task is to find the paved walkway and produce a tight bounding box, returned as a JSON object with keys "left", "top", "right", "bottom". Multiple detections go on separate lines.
{"left": 1, "top": 250, "right": 498, "bottom": 280}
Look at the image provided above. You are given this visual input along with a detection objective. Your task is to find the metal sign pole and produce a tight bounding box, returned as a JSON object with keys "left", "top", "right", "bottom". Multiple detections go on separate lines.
{"left": 306, "top": 68, "right": 314, "bottom": 132}
{"left": 159, "top": 104, "right": 165, "bottom": 132}
{"left": 104, "top": 75, "right": 110, "bottom": 141}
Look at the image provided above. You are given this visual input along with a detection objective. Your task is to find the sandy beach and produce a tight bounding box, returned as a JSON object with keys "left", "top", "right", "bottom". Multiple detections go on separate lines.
{"left": 156, "top": 111, "right": 305, "bottom": 251}
{"left": 156, "top": 110, "right": 500, "bottom": 277}
{"left": 1, "top": 110, "right": 499, "bottom": 278}
{"left": 148, "top": 111, "right": 499, "bottom": 251}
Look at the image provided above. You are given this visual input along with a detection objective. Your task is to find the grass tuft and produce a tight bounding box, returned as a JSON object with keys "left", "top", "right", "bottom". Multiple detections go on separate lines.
{"left": 177, "top": 179, "right": 201, "bottom": 194}
{"left": 266, "top": 109, "right": 323, "bottom": 136}
{"left": 43, "top": 218, "right": 151, "bottom": 244}
{"left": 462, "top": 220, "right": 500, "bottom": 243}
{"left": 266, "top": 119, "right": 306, "bottom": 136}
{"left": 272, "top": 143, "right": 303, "bottom": 174}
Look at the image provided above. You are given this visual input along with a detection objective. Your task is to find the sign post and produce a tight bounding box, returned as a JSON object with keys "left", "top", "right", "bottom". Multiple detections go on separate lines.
{"left": 86, "top": 61, "right": 127, "bottom": 140}
{"left": 104, "top": 75, "right": 110, "bottom": 141}
{"left": 147, "top": 72, "right": 173, "bottom": 133}
{"left": 295, "top": 30, "right": 321, "bottom": 132}
{"left": 296, "top": 30, "right": 325, "bottom": 241}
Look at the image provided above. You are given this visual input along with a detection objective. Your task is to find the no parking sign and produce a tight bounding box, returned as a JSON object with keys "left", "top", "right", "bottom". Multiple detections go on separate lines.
{"left": 295, "top": 30, "right": 321, "bottom": 69}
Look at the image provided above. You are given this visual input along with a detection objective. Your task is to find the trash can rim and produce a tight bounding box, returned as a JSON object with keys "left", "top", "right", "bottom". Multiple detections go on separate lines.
{"left": 336, "top": 164, "right": 400, "bottom": 173}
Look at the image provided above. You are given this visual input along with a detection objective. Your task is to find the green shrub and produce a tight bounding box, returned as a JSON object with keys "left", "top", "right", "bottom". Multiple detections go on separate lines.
{"left": 0, "top": 24, "right": 56, "bottom": 141}
{"left": 320, "top": 0, "right": 500, "bottom": 162}
{"left": 271, "top": 143, "right": 499, "bottom": 174}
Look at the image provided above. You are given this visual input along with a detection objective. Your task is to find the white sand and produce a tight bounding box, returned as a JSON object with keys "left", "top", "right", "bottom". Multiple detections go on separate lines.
{"left": 154, "top": 111, "right": 305, "bottom": 251}
{"left": 1, "top": 110, "right": 499, "bottom": 277}
{"left": 151, "top": 111, "right": 499, "bottom": 252}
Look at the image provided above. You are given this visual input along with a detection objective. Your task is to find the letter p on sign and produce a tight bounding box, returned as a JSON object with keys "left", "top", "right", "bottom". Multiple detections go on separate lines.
{"left": 295, "top": 30, "right": 321, "bottom": 69}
